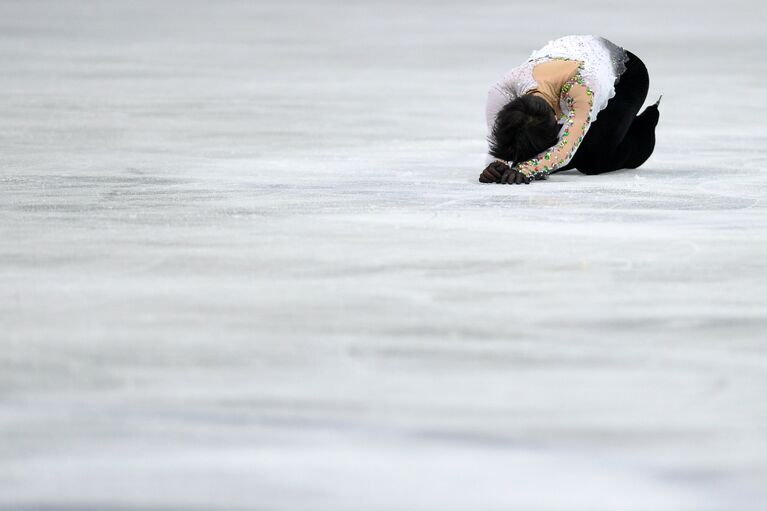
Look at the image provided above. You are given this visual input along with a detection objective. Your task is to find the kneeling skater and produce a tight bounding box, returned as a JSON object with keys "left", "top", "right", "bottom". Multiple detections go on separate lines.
{"left": 480, "top": 35, "right": 661, "bottom": 185}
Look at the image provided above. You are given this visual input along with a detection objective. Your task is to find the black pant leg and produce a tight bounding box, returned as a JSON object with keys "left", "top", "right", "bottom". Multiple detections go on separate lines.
{"left": 560, "top": 51, "right": 657, "bottom": 175}
{"left": 610, "top": 103, "right": 659, "bottom": 170}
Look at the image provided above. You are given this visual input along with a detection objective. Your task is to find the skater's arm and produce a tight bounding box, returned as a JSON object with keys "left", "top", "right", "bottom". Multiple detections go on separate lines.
{"left": 486, "top": 84, "right": 511, "bottom": 134}
{"left": 516, "top": 78, "right": 594, "bottom": 179}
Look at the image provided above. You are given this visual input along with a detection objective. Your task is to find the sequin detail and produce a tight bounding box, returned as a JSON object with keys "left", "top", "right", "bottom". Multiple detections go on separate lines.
{"left": 516, "top": 61, "right": 594, "bottom": 180}
{"left": 528, "top": 35, "right": 628, "bottom": 121}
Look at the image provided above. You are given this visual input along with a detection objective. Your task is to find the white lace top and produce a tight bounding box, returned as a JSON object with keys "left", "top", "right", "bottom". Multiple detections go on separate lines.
{"left": 485, "top": 35, "right": 629, "bottom": 175}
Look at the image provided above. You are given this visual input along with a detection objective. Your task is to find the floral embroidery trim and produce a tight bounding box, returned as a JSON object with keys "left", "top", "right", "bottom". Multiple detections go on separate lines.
{"left": 517, "top": 58, "right": 594, "bottom": 180}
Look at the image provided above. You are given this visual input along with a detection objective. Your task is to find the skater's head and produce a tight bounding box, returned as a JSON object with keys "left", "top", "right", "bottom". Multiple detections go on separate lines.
{"left": 489, "top": 95, "right": 559, "bottom": 164}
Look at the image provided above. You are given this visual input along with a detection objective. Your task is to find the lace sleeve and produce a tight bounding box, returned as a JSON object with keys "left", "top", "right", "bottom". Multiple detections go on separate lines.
{"left": 516, "top": 73, "right": 595, "bottom": 179}
{"left": 485, "top": 62, "right": 539, "bottom": 165}
{"left": 486, "top": 84, "right": 509, "bottom": 134}
{"left": 484, "top": 85, "right": 510, "bottom": 164}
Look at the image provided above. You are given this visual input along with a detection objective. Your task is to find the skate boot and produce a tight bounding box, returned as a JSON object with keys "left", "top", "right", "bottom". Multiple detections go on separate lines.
{"left": 636, "top": 95, "right": 661, "bottom": 129}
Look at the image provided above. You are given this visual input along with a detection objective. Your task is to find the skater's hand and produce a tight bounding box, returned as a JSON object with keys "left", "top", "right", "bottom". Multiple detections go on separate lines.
{"left": 499, "top": 167, "right": 531, "bottom": 185}
{"left": 479, "top": 161, "right": 508, "bottom": 183}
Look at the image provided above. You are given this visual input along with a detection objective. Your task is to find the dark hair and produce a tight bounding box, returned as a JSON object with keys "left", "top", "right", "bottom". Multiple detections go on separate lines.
{"left": 489, "top": 95, "right": 559, "bottom": 163}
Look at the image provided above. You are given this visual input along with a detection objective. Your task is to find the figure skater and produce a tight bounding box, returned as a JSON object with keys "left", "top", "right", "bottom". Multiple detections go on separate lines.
{"left": 479, "top": 35, "right": 661, "bottom": 185}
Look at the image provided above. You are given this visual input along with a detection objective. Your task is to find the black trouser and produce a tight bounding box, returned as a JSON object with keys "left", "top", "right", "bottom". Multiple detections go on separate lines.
{"left": 559, "top": 51, "right": 659, "bottom": 175}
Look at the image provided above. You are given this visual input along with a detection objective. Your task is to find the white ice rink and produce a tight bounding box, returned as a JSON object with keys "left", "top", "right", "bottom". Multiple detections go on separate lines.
{"left": 1, "top": 0, "right": 766, "bottom": 509}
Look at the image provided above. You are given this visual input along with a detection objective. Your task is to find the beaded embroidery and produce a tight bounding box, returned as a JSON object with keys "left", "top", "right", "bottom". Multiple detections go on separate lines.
{"left": 528, "top": 36, "right": 628, "bottom": 119}
{"left": 484, "top": 36, "right": 629, "bottom": 178}
{"left": 516, "top": 58, "right": 595, "bottom": 180}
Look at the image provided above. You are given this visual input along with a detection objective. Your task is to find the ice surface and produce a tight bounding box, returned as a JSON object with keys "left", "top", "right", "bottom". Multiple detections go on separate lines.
{"left": 1, "top": 0, "right": 766, "bottom": 510}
